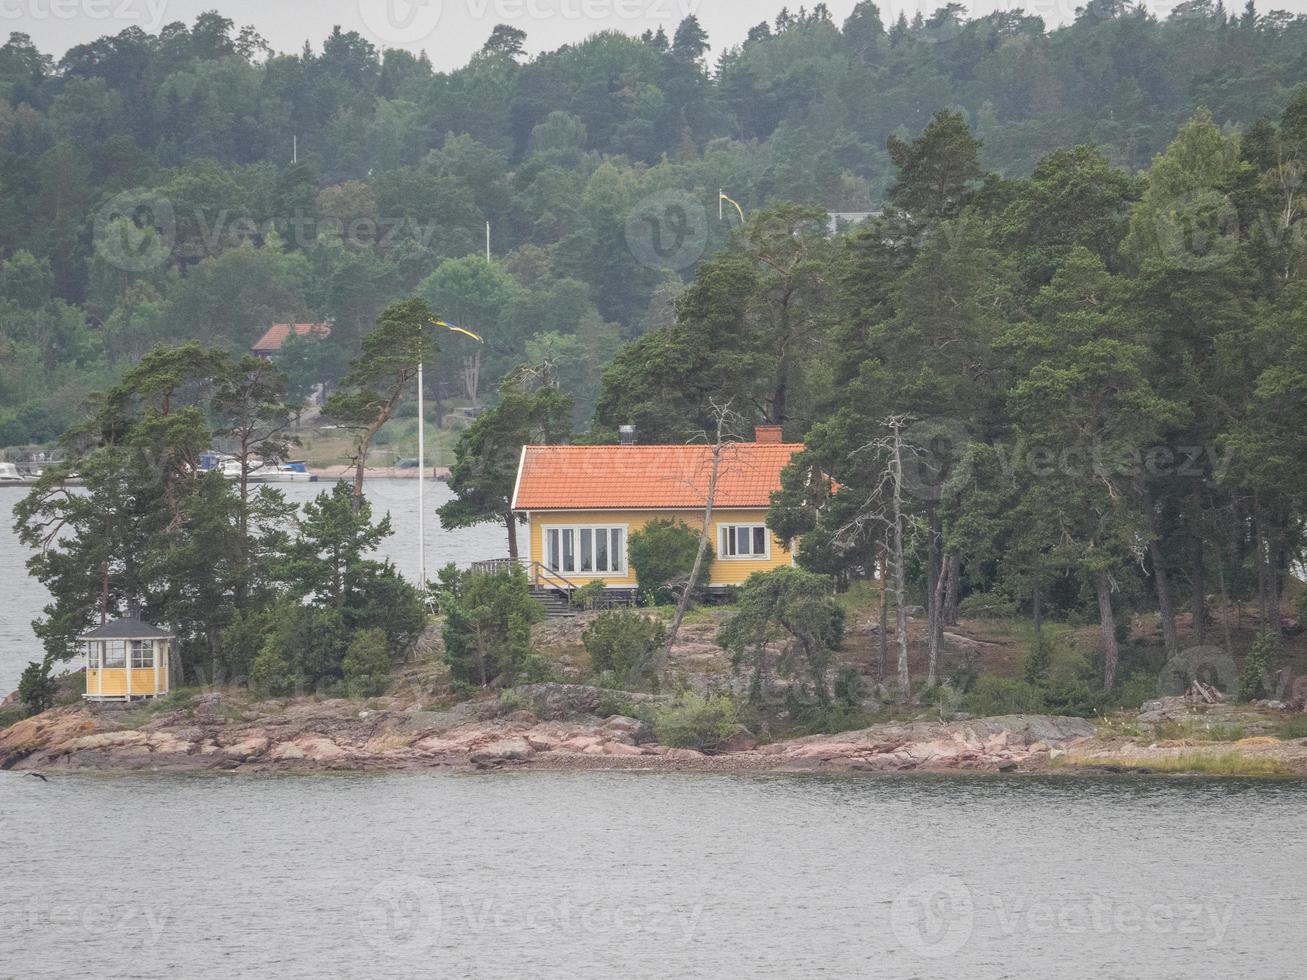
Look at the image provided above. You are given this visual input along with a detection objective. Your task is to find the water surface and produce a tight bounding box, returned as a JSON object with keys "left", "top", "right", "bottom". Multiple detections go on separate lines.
{"left": 1, "top": 771, "right": 1303, "bottom": 978}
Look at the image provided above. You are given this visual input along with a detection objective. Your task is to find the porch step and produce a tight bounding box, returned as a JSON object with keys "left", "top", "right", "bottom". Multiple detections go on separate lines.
{"left": 529, "top": 587, "right": 576, "bottom": 618}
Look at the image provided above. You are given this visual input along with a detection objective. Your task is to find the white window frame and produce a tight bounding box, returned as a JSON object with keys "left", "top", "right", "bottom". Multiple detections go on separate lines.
{"left": 103, "top": 640, "right": 126, "bottom": 669}
{"left": 542, "top": 524, "right": 628, "bottom": 577}
{"left": 130, "top": 640, "right": 154, "bottom": 669}
{"left": 718, "top": 524, "right": 771, "bottom": 560}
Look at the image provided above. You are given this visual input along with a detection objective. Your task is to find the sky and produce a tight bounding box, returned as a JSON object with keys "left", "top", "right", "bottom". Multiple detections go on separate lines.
{"left": 8, "top": 0, "right": 1303, "bottom": 68}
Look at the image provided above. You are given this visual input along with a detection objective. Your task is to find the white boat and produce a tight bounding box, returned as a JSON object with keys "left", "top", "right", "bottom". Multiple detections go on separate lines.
{"left": 0, "top": 462, "right": 23, "bottom": 482}
{"left": 201, "top": 453, "right": 317, "bottom": 483}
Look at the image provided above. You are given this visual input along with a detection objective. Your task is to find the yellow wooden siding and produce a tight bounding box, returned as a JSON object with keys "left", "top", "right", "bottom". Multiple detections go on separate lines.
{"left": 524, "top": 509, "right": 793, "bottom": 588}
{"left": 85, "top": 666, "right": 168, "bottom": 698}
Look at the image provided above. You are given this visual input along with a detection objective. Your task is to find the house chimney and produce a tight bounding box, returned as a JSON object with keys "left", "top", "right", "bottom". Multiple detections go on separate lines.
{"left": 755, "top": 425, "right": 783, "bottom": 444}
{"left": 619, "top": 425, "right": 637, "bottom": 446}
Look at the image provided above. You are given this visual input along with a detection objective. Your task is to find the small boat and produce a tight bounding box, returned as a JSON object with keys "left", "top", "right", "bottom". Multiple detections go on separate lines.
{"left": 0, "top": 462, "right": 24, "bottom": 482}
{"left": 199, "top": 452, "right": 317, "bottom": 483}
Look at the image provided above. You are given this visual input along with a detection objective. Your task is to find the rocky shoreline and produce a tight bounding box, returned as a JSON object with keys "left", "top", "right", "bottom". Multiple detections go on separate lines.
{"left": 3, "top": 684, "right": 1305, "bottom": 777}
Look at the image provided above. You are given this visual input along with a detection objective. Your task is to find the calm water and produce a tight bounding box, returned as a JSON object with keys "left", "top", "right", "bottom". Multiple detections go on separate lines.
{"left": 0, "top": 771, "right": 1304, "bottom": 978}
{"left": 0, "top": 481, "right": 507, "bottom": 693}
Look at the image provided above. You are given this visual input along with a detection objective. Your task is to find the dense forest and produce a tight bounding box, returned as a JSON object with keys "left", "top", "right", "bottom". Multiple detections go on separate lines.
{"left": 3, "top": 2, "right": 1307, "bottom": 442}
{"left": 7, "top": 3, "right": 1307, "bottom": 705}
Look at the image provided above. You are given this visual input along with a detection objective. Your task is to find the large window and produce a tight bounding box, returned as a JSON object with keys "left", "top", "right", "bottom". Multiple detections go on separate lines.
{"left": 86, "top": 641, "right": 102, "bottom": 669}
{"left": 131, "top": 640, "right": 154, "bottom": 669}
{"left": 719, "top": 524, "right": 770, "bottom": 560}
{"left": 545, "top": 526, "right": 625, "bottom": 575}
{"left": 103, "top": 640, "right": 126, "bottom": 669}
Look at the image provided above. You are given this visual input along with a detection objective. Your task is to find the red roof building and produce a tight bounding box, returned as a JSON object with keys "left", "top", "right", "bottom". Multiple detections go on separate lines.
{"left": 251, "top": 322, "right": 331, "bottom": 358}
{"left": 511, "top": 426, "right": 799, "bottom": 512}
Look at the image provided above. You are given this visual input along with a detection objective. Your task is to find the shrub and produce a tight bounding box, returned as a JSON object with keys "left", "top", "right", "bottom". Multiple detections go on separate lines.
{"left": 583, "top": 611, "right": 667, "bottom": 680}
{"left": 716, "top": 567, "right": 844, "bottom": 702}
{"left": 441, "top": 564, "right": 543, "bottom": 686}
{"left": 1239, "top": 632, "right": 1276, "bottom": 701}
{"left": 573, "top": 579, "right": 608, "bottom": 610}
{"left": 0, "top": 705, "right": 28, "bottom": 729}
{"left": 250, "top": 643, "right": 295, "bottom": 697}
{"left": 18, "top": 659, "right": 57, "bottom": 714}
{"left": 346, "top": 561, "right": 428, "bottom": 654}
{"left": 342, "top": 627, "right": 394, "bottom": 697}
{"left": 653, "top": 693, "right": 738, "bottom": 750}
{"left": 961, "top": 676, "right": 1048, "bottom": 716}
{"left": 628, "top": 520, "right": 709, "bottom": 605}
{"left": 220, "top": 606, "right": 275, "bottom": 683}
{"left": 258, "top": 602, "right": 349, "bottom": 690}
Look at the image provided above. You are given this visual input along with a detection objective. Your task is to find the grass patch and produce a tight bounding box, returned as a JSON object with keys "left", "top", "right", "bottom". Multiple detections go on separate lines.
{"left": 1274, "top": 715, "right": 1307, "bottom": 740}
{"left": 1064, "top": 750, "right": 1292, "bottom": 776}
{"left": 1151, "top": 720, "right": 1252, "bottom": 742}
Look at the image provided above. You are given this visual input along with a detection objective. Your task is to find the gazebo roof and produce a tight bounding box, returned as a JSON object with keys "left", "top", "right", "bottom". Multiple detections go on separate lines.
{"left": 78, "top": 618, "right": 173, "bottom": 640}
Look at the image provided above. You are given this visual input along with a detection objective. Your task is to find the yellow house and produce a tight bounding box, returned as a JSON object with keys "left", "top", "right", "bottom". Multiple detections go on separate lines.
{"left": 81, "top": 616, "right": 172, "bottom": 701}
{"left": 511, "top": 425, "right": 800, "bottom": 596}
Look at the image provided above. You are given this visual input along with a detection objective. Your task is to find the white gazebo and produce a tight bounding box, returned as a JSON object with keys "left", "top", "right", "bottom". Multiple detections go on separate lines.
{"left": 80, "top": 616, "right": 173, "bottom": 702}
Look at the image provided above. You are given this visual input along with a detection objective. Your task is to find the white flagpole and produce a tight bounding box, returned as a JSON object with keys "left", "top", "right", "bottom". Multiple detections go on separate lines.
{"left": 417, "top": 361, "right": 426, "bottom": 588}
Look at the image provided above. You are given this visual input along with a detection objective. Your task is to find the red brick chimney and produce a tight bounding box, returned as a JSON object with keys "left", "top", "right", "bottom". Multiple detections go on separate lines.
{"left": 754, "top": 425, "right": 783, "bottom": 444}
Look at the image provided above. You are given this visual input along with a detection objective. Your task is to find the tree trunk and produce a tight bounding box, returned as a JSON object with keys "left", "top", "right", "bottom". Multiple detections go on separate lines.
{"left": 1032, "top": 581, "right": 1042, "bottom": 638}
{"left": 891, "top": 423, "right": 911, "bottom": 703}
{"left": 944, "top": 552, "right": 961, "bottom": 626}
{"left": 925, "top": 521, "right": 941, "bottom": 687}
{"left": 504, "top": 512, "right": 519, "bottom": 560}
{"left": 1189, "top": 537, "right": 1206, "bottom": 646}
{"left": 1097, "top": 571, "right": 1120, "bottom": 691}
{"left": 878, "top": 543, "right": 889, "bottom": 682}
{"left": 1149, "top": 538, "right": 1179, "bottom": 654}
{"left": 654, "top": 408, "right": 727, "bottom": 681}
{"left": 1217, "top": 554, "right": 1234, "bottom": 658}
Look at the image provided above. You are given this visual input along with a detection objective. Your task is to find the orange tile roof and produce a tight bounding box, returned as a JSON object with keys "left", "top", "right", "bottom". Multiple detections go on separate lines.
{"left": 251, "top": 322, "right": 330, "bottom": 353}
{"left": 513, "top": 443, "right": 804, "bottom": 511}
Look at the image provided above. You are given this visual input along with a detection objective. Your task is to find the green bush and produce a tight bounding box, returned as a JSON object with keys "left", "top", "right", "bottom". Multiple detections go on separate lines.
{"left": 628, "top": 520, "right": 710, "bottom": 606}
{"left": 583, "top": 611, "right": 667, "bottom": 680}
{"left": 961, "top": 676, "right": 1048, "bottom": 716}
{"left": 346, "top": 561, "right": 428, "bottom": 654}
{"left": 0, "top": 705, "right": 28, "bottom": 729}
{"left": 573, "top": 579, "right": 608, "bottom": 610}
{"left": 18, "top": 659, "right": 57, "bottom": 714}
{"left": 716, "top": 567, "right": 844, "bottom": 702}
{"left": 441, "top": 564, "right": 543, "bottom": 686}
{"left": 1239, "top": 632, "right": 1276, "bottom": 701}
{"left": 342, "top": 627, "right": 394, "bottom": 697}
{"left": 653, "top": 693, "right": 738, "bottom": 750}
{"left": 220, "top": 606, "right": 275, "bottom": 683}
{"left": 250, "top": 642, "right": 295, "bottom": 697}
